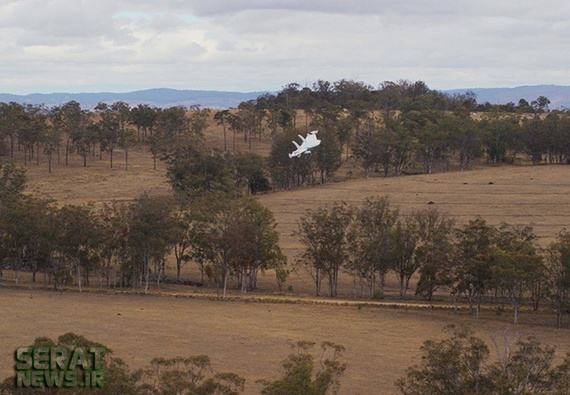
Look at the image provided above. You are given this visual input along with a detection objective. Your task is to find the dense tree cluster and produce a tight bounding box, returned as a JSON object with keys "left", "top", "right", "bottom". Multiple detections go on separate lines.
{"left": 0, "top": 163, "right": 285, "bottom": 297}
{"left": 397, "top": 325, "right": 570, "bottom": 395}
{"left": 296, "top": 196, "right": 570, "bottom": 326}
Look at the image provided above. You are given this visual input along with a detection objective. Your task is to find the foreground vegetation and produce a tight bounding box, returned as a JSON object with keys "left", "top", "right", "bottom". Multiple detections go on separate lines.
{"left": 0, "top": 332, "right": 346, "bottom": 395}
{"left": 397, "top": 325, "right": 570, "bottom": 395}
{"left": 3, "top": 327, "right": 569, "bottom": 395}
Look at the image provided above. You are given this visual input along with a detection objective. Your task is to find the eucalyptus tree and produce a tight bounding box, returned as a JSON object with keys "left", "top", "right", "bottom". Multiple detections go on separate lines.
{"left": 129, "top": 103, "right": 157, "bottom": 142}
{"left": 521, "top": 115, "right": 549, "bottom": 165}
{"left": 187, "top": 105, "right": 211, "bottom": 141}
{"left": 41, "top": 122, "right": 62, "bottom": 173}
{"left": 352, "top": 117, "right": 392, "bottom": 178}
{"left": 480, "top": 115, "right": 521, "bottom": 165}
{"left": 17, "top": 104, "right": 46, "bottom": 165}
{"left": 296, "top": 202, "right": 352, "bottom": 297}
{"left": 349, "top": 196, "right": 398, "bottom": 297}
{"left": 401, "top": 110, "right": 450, "bottom": 174}
{"left": 97, "top": 202, "right": 131, "bottom": 288}
{"left": 58, "top": 101, "right": 84, "bottom": 165}
{"left": 312, "top": 128, "right": 341, "bottom": 184}
{"left": 492, "top": 223, "right": 543, "bottom": 324}
{"left": 56, "top": 204, "right": 101, "bottom": 291}
{"left": 95, "top": 101, "right": 131, "bottom": 168}
{"left": 453, "top": 218, "right": 496, "bottom": 318}
{"left": 127, "top": 194, "right": 177, "bottom": 294}
{"left": 0, "top": 102, "right": 26, "bottom": 158}
{"left": 386, "top": 118, "right": 413, "bottom": 176}
{"left": 545, "top": 230, "right": 570, "bottom": 328}
{"left": 414, "top": 208, "right": 456, "bottom": 301}
{"left": 237, "top": 100, "right": 264, "bottom": 148}
{"left": 390, "top": 214, "right": 421, "bottom": 298}
{"left": 230, "top": 151, "right": 271, "bottom": 195}
{"left": 214, "top": 109, "right": 231, "bottom": 152}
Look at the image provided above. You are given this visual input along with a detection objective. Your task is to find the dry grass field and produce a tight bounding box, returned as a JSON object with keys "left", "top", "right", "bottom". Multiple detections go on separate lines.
{"left": 3, "top": 117, "right": 570, "bottom": 393}
{"left": 2, "top": 288, "right": 570, "bottom": 395}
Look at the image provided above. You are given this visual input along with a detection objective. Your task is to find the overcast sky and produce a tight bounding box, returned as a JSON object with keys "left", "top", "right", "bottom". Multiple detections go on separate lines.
{"left": 2, "top": 0, "right": 569, "bottom": 95}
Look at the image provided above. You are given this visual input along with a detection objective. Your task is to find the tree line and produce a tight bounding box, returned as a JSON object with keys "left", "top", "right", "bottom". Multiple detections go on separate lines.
{"left": 2, "top": 80, "right": 569, "bottom": 190}
{"left": 0, "top": 101, "right": 211, "bottom": 172}
{"left": 3, "top": 154, "right": 570, "bottom": 326}
{"left": 0, "top": 161, "right": 285, "bottom": 298}
{"left": 296, "top": 196, "right": 570, "bottom": 326}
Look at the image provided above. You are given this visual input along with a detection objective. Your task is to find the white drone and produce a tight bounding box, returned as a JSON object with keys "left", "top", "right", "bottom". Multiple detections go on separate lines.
{"left": 289, "top": 130, "right": 321, "bottom": 158}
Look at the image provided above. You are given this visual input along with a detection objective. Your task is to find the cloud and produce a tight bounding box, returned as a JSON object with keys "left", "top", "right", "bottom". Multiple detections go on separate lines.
{"left": 1, "top": 0, "right": 570, "bottom": 94}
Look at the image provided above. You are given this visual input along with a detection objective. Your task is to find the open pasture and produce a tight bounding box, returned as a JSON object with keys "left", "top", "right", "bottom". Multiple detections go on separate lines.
{"left": 2, "top": 288, "right": 570, "bottom": 394}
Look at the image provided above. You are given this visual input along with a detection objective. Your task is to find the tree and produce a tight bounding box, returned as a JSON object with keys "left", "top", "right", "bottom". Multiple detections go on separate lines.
{"left": 259, "top": 341, "right": 346, "bottom": 395}
{"left": 414, "top": 208, "right": 455, "bottom": 301}
{"left": 268, "top": 129, "right": 299, "bottom": 190}
{"left": 521, "top": 116, "right": 549, "bottom": 165}
{"left": 66, "top": 107, "right": 95, "bottom": 167}
{"left": 312, "top": 128, "right": 341, "bottom": 184}
{"left": 531, "top": 95, "right": 551, "bottom": 113}
{"left": 402, "top": 110, "right": 450, "bottom": 174}
{"left": 230, "top": 152, "right": 271, "bottom": 195}
{"left": 165, "top": 145, "right": 236, "bottom": 203}
{"left": 190, "top": 197, "right": 286, "bottom": 297}
{"left": 56, "top": 204, "right": 101, "bottom": 291}
{"left": 348, "top": 196, "right": 398, "bottom": 297}
{"left": 41, "top": 121, "right": 62, "bottom": 173}
{"left": 481, "top": 116, "right": 521, "bottom": 165}
{"left": 390, "top": 214, "right": 420, "bottom": 298}
{"left": 396, "top": 325, "right": 490, "bottom": 395}
{"left": 454, "top": 218, "right": 496, "bottom": 318}
{"left": 58, "top": 101, "right": 84, "bottom": 166}
{"left": 0, "top": 161, "right": 26, "bottom": 202}
{"left": 214, "top": 110, "right": 231, "bottom": 152}
{"left": 134, "top": 355, "right": 245, "bottom": 395}
{"left": 129, "top": 104, "right": 157, "bottom": 143}
{"left": 352, "top": 120, "right": 391, "bottom": 178}
{"left": 296, "top": 202, "right": 352, "bottom": 297}
{"left": 492, "top": 223, "right": 543, "bottom": 324}
{"left": 397, "top": 326, "right": 570, "bottom": 395}
{"left": 545, "top": 230, "right": 570, "bottom": 328}
{"left": 487, "top": 336, "right": 567, "bottom": 395}
{"left": 0, "top": 102, "right": 26, "bottom": 158}
{"left": 127, "top": 194, "right": 176, "bottom": 294}
{"left": 95, "top": 102, "right": 131, "bottom": 168}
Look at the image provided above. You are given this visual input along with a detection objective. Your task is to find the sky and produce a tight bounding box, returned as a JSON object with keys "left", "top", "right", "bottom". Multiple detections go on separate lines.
{"left": 1, "top": 0, "right": 570, "bottom": 95}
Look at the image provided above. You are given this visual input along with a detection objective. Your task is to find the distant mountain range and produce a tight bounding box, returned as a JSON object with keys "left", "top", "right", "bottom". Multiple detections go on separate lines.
{"left": 445, "top": 85, "right": 570, "bottom": 110}
{"left": 0, "top": 88, "right": 265, "bottom": 110}
{"left": 1, "top": 85, "right": 569, "bottom": 110}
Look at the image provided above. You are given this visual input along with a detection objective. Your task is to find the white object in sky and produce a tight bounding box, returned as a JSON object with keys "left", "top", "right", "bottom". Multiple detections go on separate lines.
{"left": 289, "top": 130, "right": 321, "bottom": 158}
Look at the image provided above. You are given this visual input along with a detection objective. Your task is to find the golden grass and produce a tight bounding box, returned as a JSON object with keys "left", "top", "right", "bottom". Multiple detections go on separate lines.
{"left": 2, "top": 287, "right": 570, "bottom": 395}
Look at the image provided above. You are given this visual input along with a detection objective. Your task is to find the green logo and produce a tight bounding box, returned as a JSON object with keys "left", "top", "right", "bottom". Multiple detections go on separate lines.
{"left": 15, "top": 346, "right": 105, "bottom": 388}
